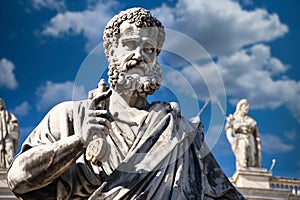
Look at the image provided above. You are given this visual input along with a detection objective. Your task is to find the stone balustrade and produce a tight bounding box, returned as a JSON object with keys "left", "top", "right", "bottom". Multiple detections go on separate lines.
{"left": 270, "top": 176, "right": 300, "bottom": 196}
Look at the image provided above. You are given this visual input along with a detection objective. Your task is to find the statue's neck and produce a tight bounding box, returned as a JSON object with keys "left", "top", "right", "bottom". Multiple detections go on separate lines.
{"left": 128, "top": 95, "right": 149, "bottom": 109}
{"left": 235, "top": 111, "right": 247, "bottom": 118}
{"left": 109, "top": 90, "right": 149, "bottom": 126}
{"left": 114, "top": 90, "right": 149, "bottom": 110}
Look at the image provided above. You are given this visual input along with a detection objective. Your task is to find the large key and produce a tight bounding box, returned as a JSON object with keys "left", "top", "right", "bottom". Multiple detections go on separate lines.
{"left": 86, "top": 79, "right": 111, "bottom": 167}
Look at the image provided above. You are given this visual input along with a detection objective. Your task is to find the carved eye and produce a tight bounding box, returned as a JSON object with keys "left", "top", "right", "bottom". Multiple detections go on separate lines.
{"left": 143, "top": 47, "right": 155, "bottom": 54}
{"left": 123, "top": 40, "right": 138, "bottom": 50}
{"left": 143, "top": 43, "right": 155, "bottom": 54}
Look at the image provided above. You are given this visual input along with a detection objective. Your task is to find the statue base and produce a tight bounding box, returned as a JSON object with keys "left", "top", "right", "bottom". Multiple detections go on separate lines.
{"left": 230, "top": 167, "right": 272, "bottom": 189}
{"left": 230, "top": 168, "right": 300, "bottom": 199}
{"left": 0, "top": 169, "right": 17, "bottom": 199}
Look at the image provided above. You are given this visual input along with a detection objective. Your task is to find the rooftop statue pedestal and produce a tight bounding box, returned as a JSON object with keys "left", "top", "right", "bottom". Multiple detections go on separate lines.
{"left": 231, "top": 167, "right": 272, "bottom": 189}
{"left": 230, "top": 168, "right": 300, "bottom": 199}
{"left": 0, "top": 169, "right": 17, "bottom": 199}
{"left": 225, "top": 100, "right": 300, "bottom": 199}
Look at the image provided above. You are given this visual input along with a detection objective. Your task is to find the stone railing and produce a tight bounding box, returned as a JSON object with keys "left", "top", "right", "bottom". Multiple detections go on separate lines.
{"left": 270, "top": 176, "right": 300, "bottom": 196}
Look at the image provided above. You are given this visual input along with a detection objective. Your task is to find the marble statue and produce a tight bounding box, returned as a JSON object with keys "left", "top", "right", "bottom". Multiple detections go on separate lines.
{"left": 225, "top": 99, "right": 262, "bottom": 170}
{"left": 0, "top": 98, "right": 20, "bottom": 168}
{"left": 7, "top": 8, "right": 244, "bottom": 199}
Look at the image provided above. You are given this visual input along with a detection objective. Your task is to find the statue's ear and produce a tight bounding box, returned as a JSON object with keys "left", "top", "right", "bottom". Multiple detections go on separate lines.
{"left": 156, "top": 48, "right": 161, "bottom": 55}
{"left": 107, "top": 44, "right": 116, "bottom": 64}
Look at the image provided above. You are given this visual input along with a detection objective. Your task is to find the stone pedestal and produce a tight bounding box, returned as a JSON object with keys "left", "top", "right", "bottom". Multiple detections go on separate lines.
{"left": 231, "top": 167, "right": 272, "bottom": 189}
{"left": 0, "top": 169, "right": 17, "bottom": 199}
{"left": 229, "top": 168, "right": 300, "bottom": 199}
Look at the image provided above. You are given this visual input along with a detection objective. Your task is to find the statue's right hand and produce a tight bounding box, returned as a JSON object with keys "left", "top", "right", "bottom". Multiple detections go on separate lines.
{"left": 80, "top": 88, "right": 113, "bottom": 146}
{"left": 80, "top": 109, "right": 113, "bottom": 146}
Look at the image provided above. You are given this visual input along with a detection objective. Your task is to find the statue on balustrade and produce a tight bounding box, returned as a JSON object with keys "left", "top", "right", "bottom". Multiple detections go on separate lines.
{"left": 225, "top": 99, "right": 262, "bottom": 170}
{"left": 0, "top": 98, "right": 20, "bottom": 168}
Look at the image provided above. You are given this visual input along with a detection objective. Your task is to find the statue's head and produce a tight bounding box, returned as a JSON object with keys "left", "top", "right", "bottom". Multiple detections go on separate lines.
{"left": 0, "top": 98, "right": 5, "bottom": 111}
{"left": 235, "top": 99, "right": 250, "bottom": 116}
{"left": 103, "top": 7, "right": 165, "bottom": 98}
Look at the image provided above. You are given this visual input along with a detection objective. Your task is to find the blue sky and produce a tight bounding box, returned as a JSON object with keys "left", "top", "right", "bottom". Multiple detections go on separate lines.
{"left": 1, "top": 0, "right": 300, "bottom": 179}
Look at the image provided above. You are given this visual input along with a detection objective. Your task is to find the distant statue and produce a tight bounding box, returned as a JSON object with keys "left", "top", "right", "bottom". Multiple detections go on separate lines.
{"left": 0, "top": 98, "right": 20, "bottom": 168}
{"left": 225, "top": 99, "right": 262, "bottom": 170}
{"left": 8, "top": 8, "right": 243, "bottom": 199}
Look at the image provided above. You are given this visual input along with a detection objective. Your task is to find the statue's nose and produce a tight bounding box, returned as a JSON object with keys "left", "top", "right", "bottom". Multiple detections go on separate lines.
{"left": 132, "top": 47, "right": 143, "bottom": 61}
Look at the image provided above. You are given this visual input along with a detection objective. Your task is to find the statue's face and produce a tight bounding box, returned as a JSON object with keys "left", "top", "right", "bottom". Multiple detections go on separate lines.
{"left": 240, "top": 103, "right": 249, "bottom": 116}
{"left": 112, "top": 21, "right": 159, "bottom": 73}
{"left": 108, "top": 21, "right": 162, "bottom": 97}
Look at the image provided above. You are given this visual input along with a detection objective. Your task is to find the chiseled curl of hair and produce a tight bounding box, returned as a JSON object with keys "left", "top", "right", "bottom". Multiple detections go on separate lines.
{"left": 103, "top": 7, "right": 166, "bottom": 59}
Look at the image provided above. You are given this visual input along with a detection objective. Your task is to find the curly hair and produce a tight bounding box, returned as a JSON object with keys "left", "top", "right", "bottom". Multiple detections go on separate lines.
{"left": 103, "top": 7, "right": 165, "bottom": 59}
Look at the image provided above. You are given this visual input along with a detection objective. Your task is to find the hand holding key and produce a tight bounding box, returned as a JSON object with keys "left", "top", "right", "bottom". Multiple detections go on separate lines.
{"left": 81, "top": 79, "right": 113, "bottom": 166}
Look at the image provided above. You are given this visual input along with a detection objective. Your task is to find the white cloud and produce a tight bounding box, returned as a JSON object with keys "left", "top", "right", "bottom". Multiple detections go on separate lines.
{"left": 0, "top": 58, "right": 18, "bottom": 89}
{"left": 217, "top": 44, "right": 300, "bottom": 122}
{"left": 31, "top": 0, "right": 65, "bottom": 11}
{"left": 11, "top": 101, "right": 31, "bottom": 117}
{"left": 261, "top": 134, "right": 294, "bottom": 153}
{"left": 41, "top": 0, "right": 118, "bottom": 51}
{"left": 39, "top": 0, "right": 287, "bottom": 57}
{"left": 36, "top": 0, "right": 300, "bottom": 123}
{"left": 36, "top": 81, "right": 86, "bottom": 112}
{"left": 152, "top": 0, "right": 288, "bottom": 56}
{"left": 163, "top": 43, "right": 300, "bottom": 123}
{"left": 151, "top": 0, "right": 298, "bottom": 123}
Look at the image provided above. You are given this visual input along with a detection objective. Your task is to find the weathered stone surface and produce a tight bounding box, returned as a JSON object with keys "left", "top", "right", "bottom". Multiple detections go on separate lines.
{"left": 231, "top": 168, "right": 271, "bottom": 189}
{"left": 231, "top": 169, "right": 300, "bottom": 200}
{"left": 0, "top": 169, "right": 17, "bottom": 199}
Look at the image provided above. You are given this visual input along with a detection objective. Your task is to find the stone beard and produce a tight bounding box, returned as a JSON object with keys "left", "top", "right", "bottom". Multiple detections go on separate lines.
{"left": 108, "top": 58, "right": 162, "bottom": 98}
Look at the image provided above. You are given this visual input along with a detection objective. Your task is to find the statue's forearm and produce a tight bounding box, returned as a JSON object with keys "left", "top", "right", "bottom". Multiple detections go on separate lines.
{"left": 7, "top": 135, "right": 85, "bottom": 194}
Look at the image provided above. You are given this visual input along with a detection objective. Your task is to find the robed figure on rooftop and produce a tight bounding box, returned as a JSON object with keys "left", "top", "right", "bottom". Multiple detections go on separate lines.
{"left": 0, "top": 98, "right": 20, "bottom": 168}
{"left": 225, "top": 99, "right": 262, "bottom": 170}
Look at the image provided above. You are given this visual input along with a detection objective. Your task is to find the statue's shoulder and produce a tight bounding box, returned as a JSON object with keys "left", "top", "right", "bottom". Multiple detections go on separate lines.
{"left": 48, "top": 99, "right": 88, "bottom": 117}
{"left": 245, "top": 115, "right": 257, "bottom": 124}
{"left": 149, "top": 101, "right": 172, "bottom": 111}
{"left": 150, "top": 101, "right": 200, "bottom": 130}
{"left": 149, "top": 101, "right": 181, "bottom": 112}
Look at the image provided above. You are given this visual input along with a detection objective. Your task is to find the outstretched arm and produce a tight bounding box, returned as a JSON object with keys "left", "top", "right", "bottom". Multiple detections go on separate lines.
{"left": 7, "top": 134, "right": 84, "bottom": 194}
{"left": 8, "top": 97, "right": 112, "bottom": 195}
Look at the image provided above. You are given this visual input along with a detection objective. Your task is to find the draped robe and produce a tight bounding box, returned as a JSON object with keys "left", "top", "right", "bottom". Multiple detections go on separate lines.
{"left": 14, "top": 96, "right": 244, "bottom": 200}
